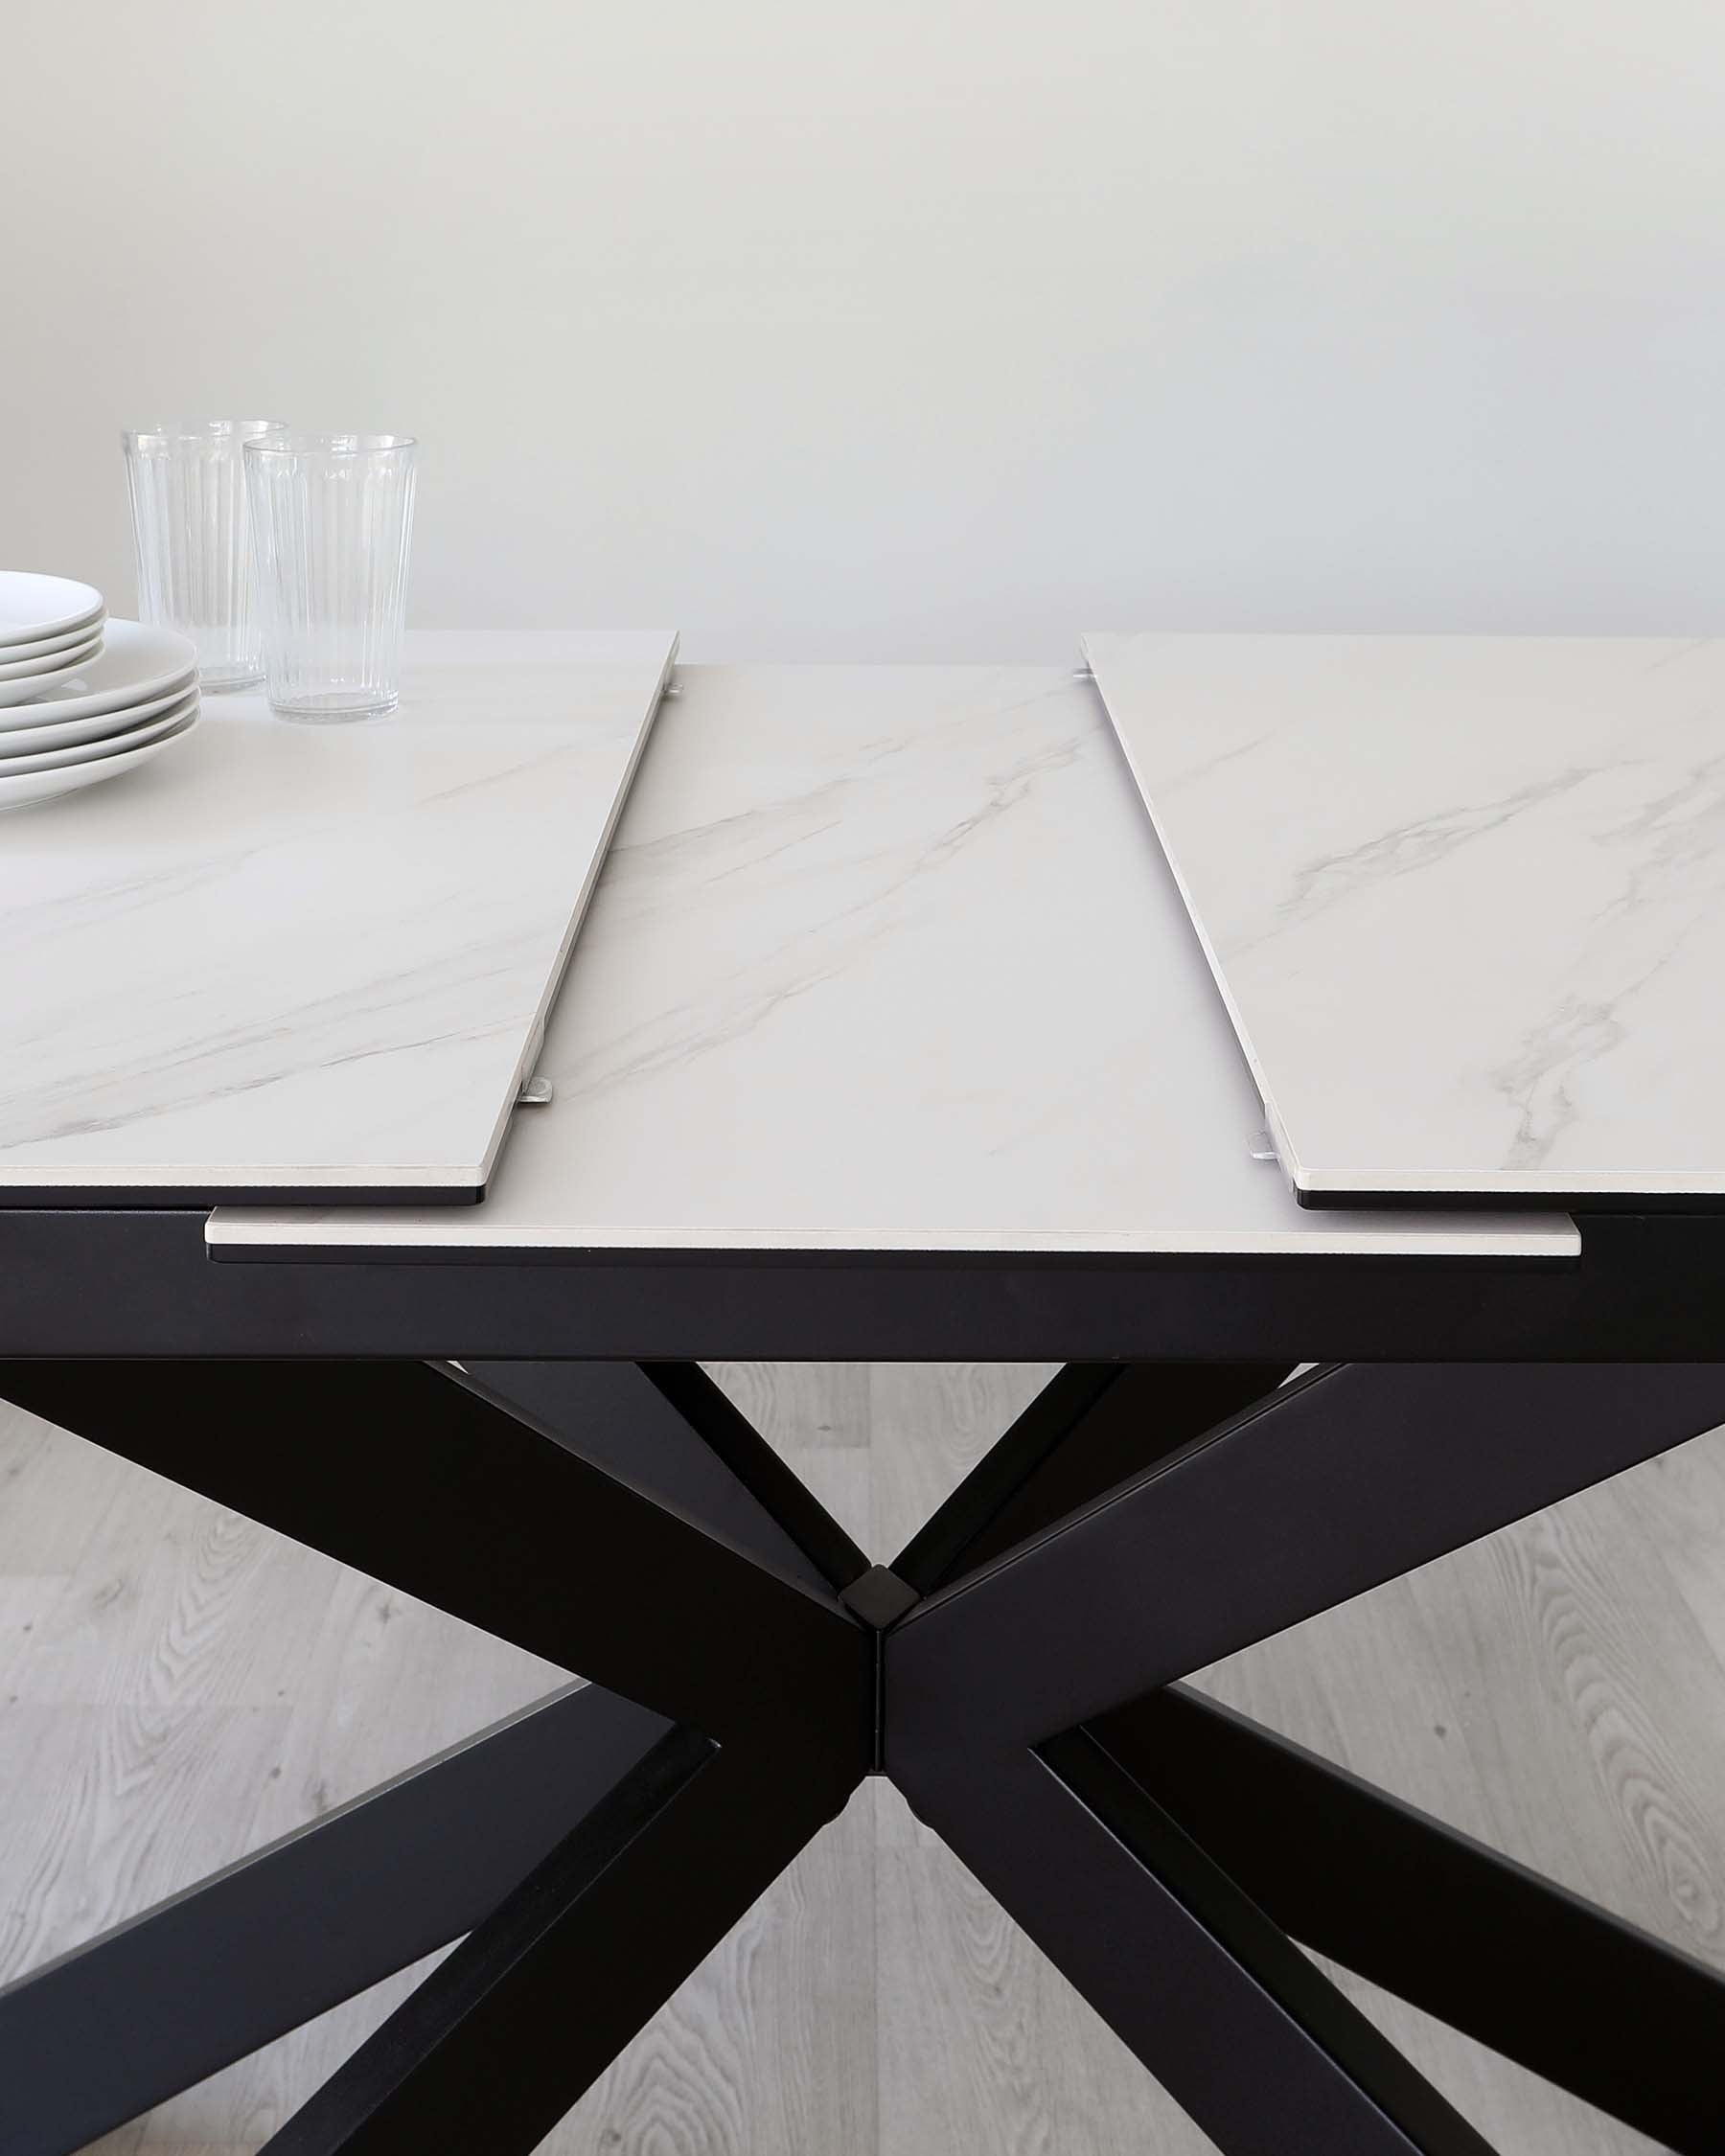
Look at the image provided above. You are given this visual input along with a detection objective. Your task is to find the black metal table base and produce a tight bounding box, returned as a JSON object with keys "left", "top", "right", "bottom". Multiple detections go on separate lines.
{"left": 3, "top": 1356, "right": 1724, "bottom": 2155}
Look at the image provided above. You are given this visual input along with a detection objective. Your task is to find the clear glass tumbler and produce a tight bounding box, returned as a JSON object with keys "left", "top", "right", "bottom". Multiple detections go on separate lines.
{"left": 122, "top": 419, "right": 284, "bottom": 691}
{"left": 243, "top": 431, "right": 418, "bottom": 722}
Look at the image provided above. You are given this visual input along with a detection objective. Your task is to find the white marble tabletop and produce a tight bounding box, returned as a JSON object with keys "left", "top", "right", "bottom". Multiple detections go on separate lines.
{"left": 0, "top": 631, "right": 675, "bottom": 1200}
{"left": 213, "top": 664, "right": 1575, "bottom": 1259}
{"left": 1086, "top": 632, "right": 1725, "bottom": 1203}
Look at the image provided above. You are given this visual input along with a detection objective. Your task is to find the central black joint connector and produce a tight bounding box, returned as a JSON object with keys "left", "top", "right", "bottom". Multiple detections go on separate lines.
{"left": 839, "top": 1564, "right": 921, "bottom": 1772}
{"left": 840, "top": 1563, "right": 921, "bottom": 1630}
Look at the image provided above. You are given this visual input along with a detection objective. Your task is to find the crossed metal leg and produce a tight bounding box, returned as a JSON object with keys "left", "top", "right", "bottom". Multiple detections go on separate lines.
{"left": 3, "top": 1357, "right": 1725, "bottom": 2154}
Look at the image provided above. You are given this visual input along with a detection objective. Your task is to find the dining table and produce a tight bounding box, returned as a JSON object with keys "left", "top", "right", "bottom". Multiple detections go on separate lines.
{"left": 3, "top": 631, "right": 1724, "bottom": 2156}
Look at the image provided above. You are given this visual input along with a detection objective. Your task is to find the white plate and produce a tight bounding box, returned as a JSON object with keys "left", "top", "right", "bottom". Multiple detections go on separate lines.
{"left": 0, "top": 628, "right": 103, "bottom": 680}
{"left": 0, "top": 678, "right": 198, "bottom": 758}
{"left": 0, "top": 625, "right": 102, "bottom": 676}
{"left": 0, "top": 655, "right": 195, "bottom": 718}
{"left": 0, "top": 620, "right": 197, "bottom": 726}
{"left": 4, "top": 670, "right": 202, "bottom": 741}
{"left": 0, "top": 573, "right": 105, "bottom": 647}
{"left": 0, "top": 706, "right": 199, "bottom": 813}
{"left": 0, "top": 641, "right": 107, "bottom": 702}
{"left": 0, "top": 608, "right": 103, "bottom": 657}
{"left": 0, "top": 613, "right": 107, "bottom": 664}
{"left": 0, "top": 692, "right": 200, "bottom": 775}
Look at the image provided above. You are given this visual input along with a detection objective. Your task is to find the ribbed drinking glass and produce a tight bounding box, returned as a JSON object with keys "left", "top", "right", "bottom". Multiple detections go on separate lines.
{"left": 122, "top": 419, "right": 284, "bottom": 691}
{"left": 243, "top": 431, "right": 417, "bottom": 722}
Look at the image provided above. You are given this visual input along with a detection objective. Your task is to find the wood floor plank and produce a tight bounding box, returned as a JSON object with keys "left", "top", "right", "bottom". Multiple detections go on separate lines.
{"left": 711, "top": 1361, "right": 876, "bottom": 1557}
{"left": 0, "top": 1695, "right": 299, "bottom": 2111}
{"left": 866, "top": 1364, "right": 1055, "bottom": 1563}
{"left": 243, "top": 1565, "right": 562, "bottom": 1848}
{"left": 0, "top": 1574, "right": 69, "bottom": 1697}
{"left": 0, "top": 1404, "right": 116, "bottom": 1575}
{"left": 875, "top": 1778, "right": 1211, "bottom": 2156}
{"left": 555, "top": 1788, "right": 876, "bottom": 2156}
{"left": 1421, "top": 1487, "right": 1725, "bottom": 1962}
{"left": 3, "top": 1467, "right": 334, "bottom": 1711}
{"left": 1629, "top": 1440, "right": 1725, "bottom": 1664}
{"left": 710, "top": 1362, "right": 872, "bottom": 1455}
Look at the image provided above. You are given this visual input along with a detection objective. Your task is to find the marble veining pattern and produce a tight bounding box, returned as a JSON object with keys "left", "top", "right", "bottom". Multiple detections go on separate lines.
{"left": 1085, "top": 631, "right": 1725, "bottom": 1196}
{"left": 215, "top": 663, "right": 1574, "bottom": 1256}
{"left": 0, "top": 631, "right": 675, "bottom": 1191}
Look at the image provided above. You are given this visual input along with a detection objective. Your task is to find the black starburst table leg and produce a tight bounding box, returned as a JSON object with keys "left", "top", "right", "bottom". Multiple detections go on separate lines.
{"left": 886, "top": 1360, "right": 1725, "bottom": 2155}
{"left": 3, "top": 1356, "right": 1725, "bottom": 2155}
{"left": 0, "top": 1358, "right": 875, "bottom": 2156}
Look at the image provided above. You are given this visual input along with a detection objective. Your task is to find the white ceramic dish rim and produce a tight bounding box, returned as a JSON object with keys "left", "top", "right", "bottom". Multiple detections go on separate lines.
{"left": 0, "top": 675, "right": 199, "bottom": 756}
{"left": 0, "top": 630, "right": 104, "bottom": 683}
{"left": 0, "top": 648, "right": 114, "bottom": 709}
{"left": 0, "top": 573, "right": 106, "bottom": 644}
{"left": 0, "top": 620, "right": 198, "bottom": 727}
{"left": 0, "top": 660, "right": 196, "bottom": 725}
{"left": 0, "top": 692, "right": 199, "bottom": 775}
{"left": 0, "top": 708, "right": 199, "bottom": 809}
{"left": 0, "top": 611, "right": 107, "bottom": 663}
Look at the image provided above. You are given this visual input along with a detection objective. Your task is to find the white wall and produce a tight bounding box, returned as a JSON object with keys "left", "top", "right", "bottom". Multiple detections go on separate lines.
{"left": 7, "top": 0, "right": 1725, "bottom": 659}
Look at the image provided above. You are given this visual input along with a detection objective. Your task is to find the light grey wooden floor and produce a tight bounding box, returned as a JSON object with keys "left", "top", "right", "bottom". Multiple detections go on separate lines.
{"left": 1, "top": 1364, "right": 1720, "bottom": 2154}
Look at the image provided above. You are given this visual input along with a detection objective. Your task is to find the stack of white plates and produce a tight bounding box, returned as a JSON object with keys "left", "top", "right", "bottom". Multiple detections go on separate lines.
{"left": 0, "top": 574, "right": 106, "bottom": 702}
{"left": 0, "top": 575, "right": 199, "bottom": 810}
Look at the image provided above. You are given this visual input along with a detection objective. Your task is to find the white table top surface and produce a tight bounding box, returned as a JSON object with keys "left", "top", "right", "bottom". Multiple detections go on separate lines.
{"left": 213, "top": 663, "right": 1576, "bottom": 1258}
{"left": 0, "top": 631, "right": 675, "bottom": 1197}
{"left": 1085, "top": 631, "right": 1725, "bottom": 1201}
